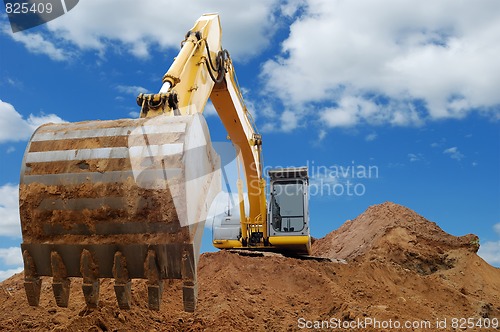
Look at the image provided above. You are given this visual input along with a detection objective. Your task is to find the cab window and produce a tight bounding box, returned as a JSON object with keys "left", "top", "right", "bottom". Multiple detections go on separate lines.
{"left": 270, "top": 180, "right": 305, "bottom": 232}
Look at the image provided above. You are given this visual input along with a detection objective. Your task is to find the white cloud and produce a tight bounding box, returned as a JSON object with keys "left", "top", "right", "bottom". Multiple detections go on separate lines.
{"left": 0, "top": 100, "right": 65, "bottom": 143}
{"left": 260, "top": 107, "right": 300, "bottom": 132}
{"left": 116, "top": 85, "right": 149, "bottom": 95}
{"left": 321, "top": 107, "right": 358, "bottom": 128}
{"left": 0, "top": 184, "right": 22, "bottom": 237}
{"left": 494, "top": 223, "right": 500, "bottom": 236}
{"left": 443, "top": 146, "right": 464, "bottom": 160}
{"left": 0, "top": 101, "right": 35, "bottom": 142}
{"left": 2, "top": 24, "right": 70, "bottom": 61}
{"left": 430, "top": 138, "right": 446, "bottom": 148}
{"left": 0, "top": 247, "right": 23, "bottom": 266}
{"left": 365, "top": 133, "right": 377, "bottom": 142}
{"left": 43, "top": 0, "right": 282, "bottom": 60}
{"left": 262, "top": 0, "right": 500, "bottom": 129}
{"left": 280, "top": 110, "right": 298, "bottom": 132}
{"left": 0, "top": 267, "right": 23, "bottom": 282}
{"left": 318, "top": 129, "right": 327, "bottom": 141}
{"left": 478, "top": 223, "right": 500, "bottom": 267}
{"left": 26, "top": 113, "right": 66, "bottom": 128}
{"left": 478, "top": 241, "right": 500, "bottom": 266}
{"left": 408, "top": 153, "right": 422, "bottom": 162}
{"left": 318, "top": 95, "right": 424, "bottom": 128}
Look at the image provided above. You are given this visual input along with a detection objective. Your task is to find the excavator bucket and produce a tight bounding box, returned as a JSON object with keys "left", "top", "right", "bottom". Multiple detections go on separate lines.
{"left": 19, "top": 113, "right": 220, "bottom": 312}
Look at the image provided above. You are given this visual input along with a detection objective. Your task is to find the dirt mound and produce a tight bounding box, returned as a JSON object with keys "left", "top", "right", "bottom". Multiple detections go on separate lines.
{"left": 1, "top": 202, "right": 499, "bottom": 331}
{"left": 312, "top": 202, "right": 479, "bottom": 275}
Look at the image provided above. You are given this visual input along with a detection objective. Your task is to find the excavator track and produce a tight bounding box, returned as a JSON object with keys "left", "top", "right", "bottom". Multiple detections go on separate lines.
{"left": 20, "top": 113, "right": 220, "bottom": 311}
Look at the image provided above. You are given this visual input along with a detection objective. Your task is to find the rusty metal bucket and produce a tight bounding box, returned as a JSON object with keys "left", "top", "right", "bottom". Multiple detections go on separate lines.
{"left": 19, "top": 113, "right": 220, "bottom": 311}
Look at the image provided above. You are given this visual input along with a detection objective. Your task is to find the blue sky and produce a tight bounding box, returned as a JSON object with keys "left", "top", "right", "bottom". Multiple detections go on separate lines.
{"left": 0, "top": 0, "right": 499, "bottom": 280}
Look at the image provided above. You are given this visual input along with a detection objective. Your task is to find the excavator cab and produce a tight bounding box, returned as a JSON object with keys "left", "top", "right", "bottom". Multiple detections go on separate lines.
{"left": 212, "top": 167, "right": 311, "bottom": 255}
{"left": 267, "top": 167, "right": 311, "bottom": 255}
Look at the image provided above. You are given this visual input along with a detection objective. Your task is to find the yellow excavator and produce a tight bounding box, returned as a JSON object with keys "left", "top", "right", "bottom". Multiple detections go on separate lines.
{"left": 19, "top": 13, "right": 311, "bottom": 312}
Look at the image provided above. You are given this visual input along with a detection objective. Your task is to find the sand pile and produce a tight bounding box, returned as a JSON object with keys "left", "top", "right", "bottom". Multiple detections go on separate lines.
{"left": 312, "top": 202, "right": 480, "bottom": 274}
{"left": 1, "top": 202, "right": 498, "bottom": 331}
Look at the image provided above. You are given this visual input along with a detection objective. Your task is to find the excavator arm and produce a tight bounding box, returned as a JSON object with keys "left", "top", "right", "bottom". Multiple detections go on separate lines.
{"left": 210, "top": 68, "right": 268, "bottom": 248}
{"left": 136, "top": 13, "right": 268, "bottom": 250}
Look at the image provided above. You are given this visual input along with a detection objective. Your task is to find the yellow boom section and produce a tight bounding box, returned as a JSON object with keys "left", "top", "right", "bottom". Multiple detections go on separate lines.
{"left": 210, "top": 69, "right": 267, "bottom": 243}
{"left": 137, "top": 13, "right": 267, "bottom": 244}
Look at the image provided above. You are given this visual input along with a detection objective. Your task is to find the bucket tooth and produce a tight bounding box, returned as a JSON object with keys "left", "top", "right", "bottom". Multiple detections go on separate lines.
{"left": 182, "top": 281, "right": 197, "bottom": 313}
{"left": 113, "top": 251, "right": 131, "bottom": 309}
{"left": 24, "top": 278, "right": 42, "bottom": 307}
{"left": 181, "top": 249, "right": 197, "bottom": 312}
{"left": 22, "top": 250, "right": 41, "bottom": 306}
{"left": 80, "top": 249, "right": 100, "bottom": 308}
{"left": 50, "top": 251, "right": 71, "bottom": 307}
{"left": 144, "top": 249, "right": 163, "bottom": 311}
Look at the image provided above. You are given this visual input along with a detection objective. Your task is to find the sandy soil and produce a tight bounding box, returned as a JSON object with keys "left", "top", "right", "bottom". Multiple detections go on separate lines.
{"left": 1, "top": 202, "right": 499, "bottom": 331}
